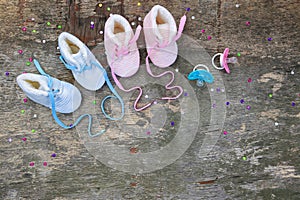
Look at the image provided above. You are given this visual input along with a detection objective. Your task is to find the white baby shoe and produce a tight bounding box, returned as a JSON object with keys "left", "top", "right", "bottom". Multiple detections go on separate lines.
{"left": 17, "top": 61, "right": 82, "bottom": 114}
{"left": 58, "top": 32, "right": 106, "bottom": 91}
{"left": 17, "top": 59, "right": 107, "bottom": 137}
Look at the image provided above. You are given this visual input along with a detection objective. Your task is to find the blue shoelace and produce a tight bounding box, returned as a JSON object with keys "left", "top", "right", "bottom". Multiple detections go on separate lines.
{"left": 59, "top": 55, "right": 125, "bottom": 120}
{"left": 34, "top": 59, "right": 124, "bottom": 137}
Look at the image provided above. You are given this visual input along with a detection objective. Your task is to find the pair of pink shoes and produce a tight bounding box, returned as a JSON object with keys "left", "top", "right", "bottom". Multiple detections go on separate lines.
{"left": 104, "top": 5, "right": 187, "bottom": 111}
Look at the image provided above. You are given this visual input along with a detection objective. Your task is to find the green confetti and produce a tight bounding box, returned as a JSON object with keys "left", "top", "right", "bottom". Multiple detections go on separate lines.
{"left": 107, "top": 7, "right": 111, "bottom": 11}
{"left": 32, "top": 30, "right": 37, "bottom": 33}
{"left": 242, "top": 156, "right": 247, "bottom": 161}
{"left": 237, "top": 52, "right": 241, "bottom": 57}
{"left": 47, "top": 22, "right": 51, "bottom": 26}
{"left": 268, "top": 93, "right": 273, "bottom": 98}
{"left": 21, "top": 110, "right": 25, "bottom": 114}
{"left": 26, "top": 61, "right": 31, "bottom": 66}
{"left": 93, "top": 100, "right": 96, "bottom": 105}
{"left": 31, "top": 129, "right": 36, "bottom": 133}
{"left": 57, "top": 25, "right": 62, "bottom": 29}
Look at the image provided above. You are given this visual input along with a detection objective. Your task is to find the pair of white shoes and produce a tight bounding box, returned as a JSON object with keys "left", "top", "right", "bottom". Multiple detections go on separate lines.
{"left": 17, "top": 31, "right": 125, "bottom": 137}
{"left": 104, "top": 5, "right": 187, "bottom": 111}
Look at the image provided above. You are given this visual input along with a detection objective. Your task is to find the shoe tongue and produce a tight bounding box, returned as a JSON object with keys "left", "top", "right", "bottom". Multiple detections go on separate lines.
{"left": 72, "top": 50, "right": 87, "bottom": 70}
{"left": 38, "top": 76, "right": 50, "bottom": 92}
{"left": 158, "top": 24, "right": 170, "bottom": 40}
{"left": 115, "top": 32, "right": 129, "bottom": 47}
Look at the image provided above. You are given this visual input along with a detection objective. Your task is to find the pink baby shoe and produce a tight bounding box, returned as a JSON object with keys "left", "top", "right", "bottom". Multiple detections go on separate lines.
{"left": 104, "top": 14, "right": 141, "bottom": 77}
{"left": 104, "top": 14, "right": 154, "bottom": 111}
{"left": 143, "top": 5, "right": 187, "bottom": 101}
{"left": 143, "top": 5, "right": 186, "bottom": 68}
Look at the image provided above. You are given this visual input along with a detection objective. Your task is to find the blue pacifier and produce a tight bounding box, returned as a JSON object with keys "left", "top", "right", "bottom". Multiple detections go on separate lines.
{"left": 188, "top": 64, "right": 214, "bottom": 87}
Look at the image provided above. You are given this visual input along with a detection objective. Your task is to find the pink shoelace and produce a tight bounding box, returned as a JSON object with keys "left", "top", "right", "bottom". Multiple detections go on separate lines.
{"left": 110, "top": 14, "right": 186, "bottom": 111}
{"left": 145, "top": 14, "right": 187, "bottom": 100}
{"left": 110, "top": 25, "right": 156, "bottom": 112}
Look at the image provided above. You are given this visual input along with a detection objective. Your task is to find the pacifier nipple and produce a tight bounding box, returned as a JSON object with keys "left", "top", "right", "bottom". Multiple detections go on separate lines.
{"left": 226, "top": 57, "right": 238, "bottom": 64}
{"left": 197, "top": 79, "right": 204, "bottom": 87}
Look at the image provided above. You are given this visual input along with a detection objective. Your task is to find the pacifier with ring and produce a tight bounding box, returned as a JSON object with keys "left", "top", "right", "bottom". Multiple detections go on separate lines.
{"left": 212, "top": 48, "right": 238, "bottom": 74}
{"left": 188, "top": 64, "right": 214, "bottom": 87}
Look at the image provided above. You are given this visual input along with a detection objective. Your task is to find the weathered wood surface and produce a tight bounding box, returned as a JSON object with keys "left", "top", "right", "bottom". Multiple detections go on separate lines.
{"left": 0, "top": 0, "right": 300, "bottom": 199}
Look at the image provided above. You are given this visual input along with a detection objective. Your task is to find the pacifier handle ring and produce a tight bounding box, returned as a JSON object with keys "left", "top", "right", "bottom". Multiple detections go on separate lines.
{"left": 193, "top": 64, "right": 210, "bottom": 72}
{"left": 212, "top": 53, "right": 224, "bottom": 70}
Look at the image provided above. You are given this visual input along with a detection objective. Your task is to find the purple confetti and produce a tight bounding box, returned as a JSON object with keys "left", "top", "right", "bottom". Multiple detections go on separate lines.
{"left": 51, "top": 153, "right": 56, "bottom": 157}
{"left": 226, "top": 102, "right": 230, "bottom": 106}
{"left": 186, "top": 8, "right": 191, "bottom": 11}
{"left": 292, "top": 102, "right": 296, "bottom": 107}
{"left": 240, "top": 99, "right": 245, "bottom": 104}
{"left": 171, "top": 121, "right": 175, "bottom": 126}
{"left": 268, "top": 37, "right": 272, "bottom": 41}
{"left": 5, "top": 72, "right": 9, "bottom": 76}
{"left": 246, "top": 105, "right": 251, "bottom": 110}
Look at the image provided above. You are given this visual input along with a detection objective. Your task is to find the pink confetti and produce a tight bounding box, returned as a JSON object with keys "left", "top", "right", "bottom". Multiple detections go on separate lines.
{"left": 29, "top": 162, "right": 34, "bottom": 167}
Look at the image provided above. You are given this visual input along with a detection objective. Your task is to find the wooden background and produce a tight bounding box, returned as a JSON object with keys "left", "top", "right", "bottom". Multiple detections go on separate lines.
{"left": 0, "top": 0, "right": 300, "bottom": 199}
